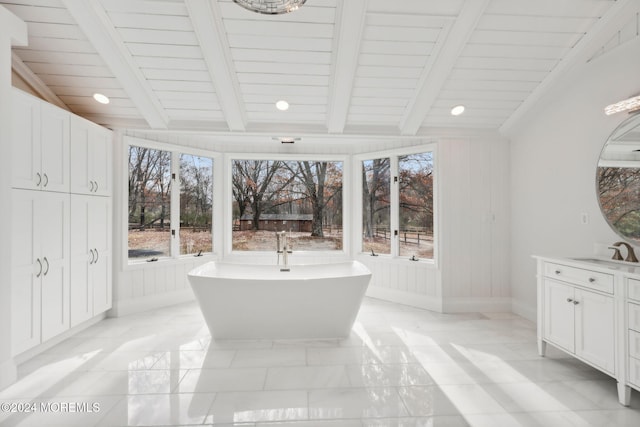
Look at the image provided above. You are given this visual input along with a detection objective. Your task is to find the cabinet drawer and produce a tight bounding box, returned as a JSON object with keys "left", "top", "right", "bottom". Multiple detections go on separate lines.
{"left": 544, "top": 262, "right": 613, "bottom": 294}
{"left": 630, "top": 357, "right": 640, "bottom": 389}
{"left": 629, "top": 278, "right": 640, "bottom": 303}
{"left": 630, "top": 303, "right": 640, "bottom": 333}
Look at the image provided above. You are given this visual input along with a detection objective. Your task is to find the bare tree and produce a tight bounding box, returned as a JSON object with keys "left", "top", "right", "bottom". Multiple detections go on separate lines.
{"left": 290, "top": 161, "right": 342, "bottom": 237}
{"left": 232, "top": 160, "right": 295, "bottom": 230}
{"left": 362, "top": 158, "right": 390, "bottom": 239}
{"left": 128, "top": 147, "right": 170, "bottom": 230}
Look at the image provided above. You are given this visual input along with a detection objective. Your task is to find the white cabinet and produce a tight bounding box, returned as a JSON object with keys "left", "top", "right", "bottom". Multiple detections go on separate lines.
{"left": 11, "top": 89, "right": 69, "bottom": 193}
{"left": 11, "top": 189, "right": 70, "bottom": 355}
{"left": 542, "top": 277, "right": 615, "bottom": 374}
{"left": 70, "top": 195, "right": 112, "bottom": 326}
{"left": 10, "top": 90, "right": 113, "bottom": 358}
{"left": 70, "top": 115, "right": 112, "bottom": 196}
{"left": 536, "top": 257, "right": 628, "bottom": 405}
{"left": 628, "top": 279, "right": 640, "bottom": 390}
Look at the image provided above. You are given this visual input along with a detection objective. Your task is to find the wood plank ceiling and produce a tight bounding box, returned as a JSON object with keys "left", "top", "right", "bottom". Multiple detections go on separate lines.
{"left": 2, "top": 0, "right": 632, "bottom": 137}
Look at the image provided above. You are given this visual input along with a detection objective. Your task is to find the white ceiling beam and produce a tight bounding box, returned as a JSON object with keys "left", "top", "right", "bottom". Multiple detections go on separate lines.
{"left": 185, "top": 0, "right": 247, "bottom": 132}
{"left": 61, "top": 0, "right": 168, "bottom": 129}
{"left": 399, "top": 0, "right": 490, "bottom": 136}
{"left": 12, "top": 52, "right": 69, "bottom": 111}
{"left": 326, "top": 0, "right": 368, "bottom": 134}
{"left": 500, "top": 0, "right": 638, "bottom": 136}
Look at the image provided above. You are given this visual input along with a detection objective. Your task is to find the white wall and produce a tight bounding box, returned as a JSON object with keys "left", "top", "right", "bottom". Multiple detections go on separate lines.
{"left": 440, "top": 136, "right": 511, "bottom": 312}
{"left": 509, "top": 37, "right": 640, "bottom": 320}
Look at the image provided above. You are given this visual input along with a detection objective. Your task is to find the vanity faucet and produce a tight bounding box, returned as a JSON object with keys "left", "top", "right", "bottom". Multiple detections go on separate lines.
{"left": 610, "top": 241, "right": 639, "bottom": 263}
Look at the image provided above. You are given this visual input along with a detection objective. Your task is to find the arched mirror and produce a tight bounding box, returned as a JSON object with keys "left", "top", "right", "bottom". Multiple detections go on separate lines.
{"left": 597, "top": 113, "right": 640, "bottom": 245}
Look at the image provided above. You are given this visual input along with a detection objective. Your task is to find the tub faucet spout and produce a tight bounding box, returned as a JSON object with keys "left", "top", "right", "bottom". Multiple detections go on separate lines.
{"left": 276, "top": 231, "right": 293, "bottom": 270}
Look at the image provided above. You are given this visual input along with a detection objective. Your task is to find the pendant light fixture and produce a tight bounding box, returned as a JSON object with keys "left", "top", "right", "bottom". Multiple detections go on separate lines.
{"left": 232, "top": 0, "right": 307, "bottom": 15}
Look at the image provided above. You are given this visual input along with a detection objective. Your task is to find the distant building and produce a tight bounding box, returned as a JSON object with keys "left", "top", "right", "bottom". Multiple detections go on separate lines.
{"left": 239, "top": 213, "right": 313, "bottom": 232}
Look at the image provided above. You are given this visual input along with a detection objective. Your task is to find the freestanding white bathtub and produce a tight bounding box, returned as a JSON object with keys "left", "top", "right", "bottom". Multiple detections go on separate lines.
{"left": 187, "top": 261, "right": 372, "bottom": 340}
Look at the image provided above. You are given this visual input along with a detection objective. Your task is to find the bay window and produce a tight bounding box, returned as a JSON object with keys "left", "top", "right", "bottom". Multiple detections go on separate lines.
{"left": 231, "top": 158, "right": 344, "bottom": 252}
{"left": 360, "top": 147, "right": 435, "bottom": 260}
{"left": 127, "top": 143, "right": 214, "bottom": 262}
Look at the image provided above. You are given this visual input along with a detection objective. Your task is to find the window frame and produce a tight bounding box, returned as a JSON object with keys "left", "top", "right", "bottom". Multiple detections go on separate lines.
{"left": 224, "top": 152, "right": 351, "bottom": 258}
{"left": 353, "top": 143, "right": 438, "bottom": 264}
{"left": 123, "top": 136, "right": 221, "bottom": 266}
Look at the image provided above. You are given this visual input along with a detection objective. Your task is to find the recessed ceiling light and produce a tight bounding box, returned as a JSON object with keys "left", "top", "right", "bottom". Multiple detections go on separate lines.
{"left": 93, "top": 93, "right": 110, "bottom": 104}
{"left": 276, "top": 100, "right": 289, "bottom": 111}
{"left": 451, "top": 105, "right": 465, "bottom": 116}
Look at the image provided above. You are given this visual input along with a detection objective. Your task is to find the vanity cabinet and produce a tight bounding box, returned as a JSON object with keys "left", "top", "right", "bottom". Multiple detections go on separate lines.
{"left": 11, "top": 89, "right": 69, "bottom": 193}
{"left": 628, "top": 279, "right": 640, "bottom": 389}
{"left": 536, "top": 256, "right": 629, "bottom": 405}
{"left": 541, "top": 265, "right": 615, "bottom": 374}
{"left": 11, "top": 190, "right": 70, "bottom": 355}
{"left": 70, "top": 115, "right": 112, "bottom": 196}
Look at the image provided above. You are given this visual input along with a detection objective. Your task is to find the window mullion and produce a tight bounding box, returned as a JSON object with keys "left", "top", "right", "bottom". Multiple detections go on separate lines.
{"left": 390, "top": 155, "right": 400, "bottom": 258}
{"left": 170, "top": 151, "right": 180, "bottom": 258}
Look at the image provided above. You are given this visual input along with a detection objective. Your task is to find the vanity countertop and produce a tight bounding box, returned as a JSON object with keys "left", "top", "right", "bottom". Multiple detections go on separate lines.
{"left": 533, "top": 255, "right": 640, "bottom": 277}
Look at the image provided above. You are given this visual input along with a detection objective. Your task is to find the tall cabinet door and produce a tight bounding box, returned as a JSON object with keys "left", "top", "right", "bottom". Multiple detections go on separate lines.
{"left": 91, "top": 129, "right": 112, "bottom": 196}
{"left": 70, "top": 195, "right": 92, "bottom": 327}
{"left": 39, "top": 192, "right": 70, "bottom": 341}
{"left": 11, "top": 90, "right": 41, "bottom": 191}
{"left": 70, "top": 116, "right": 111, "bottom": 196}
{"left": 91, "top": 197, "right": 112, "bottom": 314}
{"left": 69, "top": 117, "right": 91, "bottom": 195}
{"left": 575, "top": 288, "right": 615, "bottom": 374}
{"left": 40, "top": 102, "right": 70, "bottom": 193}
{"left": 544, "top": 279, "right": 575, "bottom": 353}
{"left": 11, "top": 190, "right": 40, "bottom": 355}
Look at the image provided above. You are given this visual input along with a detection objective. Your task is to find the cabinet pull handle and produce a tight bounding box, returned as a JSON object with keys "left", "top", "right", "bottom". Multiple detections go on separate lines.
{"left": 588, "top": 277, "right": 596, "bottom": 283}
{"left": 94, "top": 249, "right": 99, "bottom": 263}
{"left": 89, "top": 249, "right": 95, "bottom": 264}
{"left": 35, "top": 258, "right": 42, "bottom": 278}
{"left": 43, "top": 173, "right": 49, "bottom": 187}
{"left": 573, "top": 300, "right": 580, "bottom": 305}
{"left": 94, "top": 181, "right": 99, "bottom": 192}
{"left": 36, "top": 173, "right": 41, "bottom": 186}
{"left": 566, "top": 298, "right": 573, "bottom": 303}
{"left": 555, "top": 270, "right": 561, "bottom": 275}
{"left": 43, "top": 257, "right": 49, "bottom": 275}
{"left": 89, "top": 181, "right": 94, "bottom": 192}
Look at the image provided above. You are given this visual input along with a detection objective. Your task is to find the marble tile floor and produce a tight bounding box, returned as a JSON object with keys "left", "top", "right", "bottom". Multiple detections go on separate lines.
{"left": 1, "top": 297, "right": 640, "bottom": 426}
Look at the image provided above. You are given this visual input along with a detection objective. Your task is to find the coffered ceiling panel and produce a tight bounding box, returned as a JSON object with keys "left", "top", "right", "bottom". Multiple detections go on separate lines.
{"left": 3, "top": 0, "right": 635, "bottom": 137}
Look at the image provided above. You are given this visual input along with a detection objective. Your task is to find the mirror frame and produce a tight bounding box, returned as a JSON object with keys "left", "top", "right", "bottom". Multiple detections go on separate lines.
{"left": 596, "top": 112, "right": 640, "bottom": 245}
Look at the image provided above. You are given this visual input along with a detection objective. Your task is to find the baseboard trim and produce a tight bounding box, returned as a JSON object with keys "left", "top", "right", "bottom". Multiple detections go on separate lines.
{"left": 110, "top": 289, "right": 195, "bottom": 318}
{"left": 0, "top": 358, "right": 17, "bottom": 391}
{"left": 366, "top": 286, "right": 443, "bottom": 312}
{"left": 511, "top": 299, "right": 536, "bottom": 322}
{"left": 13, "top": 314, "right": 106, "bottom": 365}
{"left": 442, "top": 297, "right": 512, "bottom": 313}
